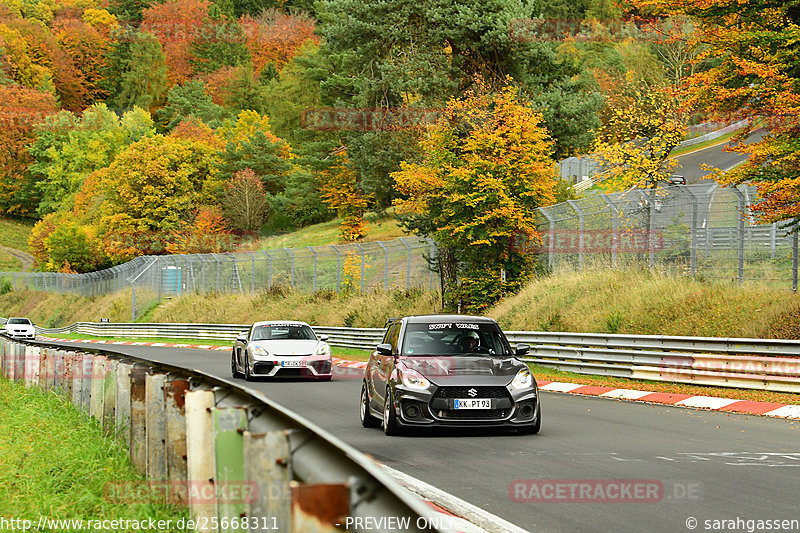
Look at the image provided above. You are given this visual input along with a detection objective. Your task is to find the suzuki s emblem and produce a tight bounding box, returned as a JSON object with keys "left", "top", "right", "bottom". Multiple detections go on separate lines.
{"left": 468, "top": 388, "right": 478, "bottom": 397}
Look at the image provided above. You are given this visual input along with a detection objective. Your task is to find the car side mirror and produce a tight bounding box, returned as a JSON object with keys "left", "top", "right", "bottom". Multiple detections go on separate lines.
{"left": 319, "top": 334, "right": 329, "bottom": 342}
{"left": 515, "top": 343, "right": 530, "bottom": 356}
{"left": 236, "top": 332, "right": 248, "bottom": 343}
{"left": 376, "top": 343, "right": 393, "bottom": 356}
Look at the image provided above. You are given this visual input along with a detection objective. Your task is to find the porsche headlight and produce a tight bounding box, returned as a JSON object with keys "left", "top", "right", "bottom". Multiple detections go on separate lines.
{"left": 400, "top": 369, "right": 430, "bottom": 390}
{"left": 511, "top": 368, "right": 533, "bottom": 389}
{"left": 316, "top": 342, "right": 331, "bottom": 357}
{"left": 252, "top": 345, "right": 269, "bottom": 358}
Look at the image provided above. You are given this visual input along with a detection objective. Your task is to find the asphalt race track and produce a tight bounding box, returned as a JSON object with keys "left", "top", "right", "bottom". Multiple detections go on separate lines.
{"left": 672, "top": 129, "right": 767, "bottom": 184}
{"left": 43, "top": 341, "right": 800, "bottom": 533}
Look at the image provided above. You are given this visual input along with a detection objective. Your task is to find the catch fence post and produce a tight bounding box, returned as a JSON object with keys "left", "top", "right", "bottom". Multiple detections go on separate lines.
{"left": 377, "top": 241, "right": 389, "bottom": 289}
{"left": 567, "top": 200, "right": 585, "bottom": 271}
{"left": 308, "top": 246, "right": 318, "bottom": 292}
{"left": 330, "top": 245, "right": 341, "bottom": 293}
{"left": 732, "top": 186, "right": 746, "bottom": 285}
{"left": 399, "top": 238, "right": 412, "bottom": 289}
{"left": 354, "top": 243, "right": 365, "bottom": 292}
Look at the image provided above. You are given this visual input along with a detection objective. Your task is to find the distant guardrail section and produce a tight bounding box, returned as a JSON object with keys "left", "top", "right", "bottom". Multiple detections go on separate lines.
{"left": 32, "top": 321, "right": 800, "bottom": 393}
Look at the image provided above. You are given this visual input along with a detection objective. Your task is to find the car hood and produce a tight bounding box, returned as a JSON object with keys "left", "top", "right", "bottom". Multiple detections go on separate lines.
{"left": 397, "top": 355, "right": 524, "bottom": 387}
{"left": 251, "top": 339, "right": 321, "bottom": 356}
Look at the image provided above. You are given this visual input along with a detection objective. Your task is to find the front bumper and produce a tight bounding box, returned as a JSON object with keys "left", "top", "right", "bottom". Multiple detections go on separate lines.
{"left": 5, "top": 331, "right": 35, "bottom": 339}
{"left": 248, "top": 355, "right": 332, "bottom": 379}
{"left": 390, "top": 384, "right": 539, "bottom": 429}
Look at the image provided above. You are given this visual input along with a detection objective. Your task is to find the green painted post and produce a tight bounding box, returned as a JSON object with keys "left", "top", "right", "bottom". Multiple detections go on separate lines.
{"left": 213, "top": 407, "right": 248, "bottom": 532}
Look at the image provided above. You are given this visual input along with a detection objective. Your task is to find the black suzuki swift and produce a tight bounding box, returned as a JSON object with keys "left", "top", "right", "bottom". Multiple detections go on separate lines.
{"left": 360, "top": 315, "right": 541, "bottom": 436}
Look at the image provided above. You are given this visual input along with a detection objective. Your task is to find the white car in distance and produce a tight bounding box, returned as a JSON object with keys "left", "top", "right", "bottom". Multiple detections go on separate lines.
{"left": 3, "top": 317, "right": 36, "bottom": 340}
{"left": 231, "top": 321, "right": 333, "bottom": 381}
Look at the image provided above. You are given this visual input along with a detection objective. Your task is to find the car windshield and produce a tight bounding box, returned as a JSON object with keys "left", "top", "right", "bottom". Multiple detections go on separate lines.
{"left": 401, "top": 321, "right": 511, "bottom": 357}
{"left": 252, "top": 324, "right": 316, "bottom": 341}
{"left": 8, "top": 318, "right": 31, "bottom": 325}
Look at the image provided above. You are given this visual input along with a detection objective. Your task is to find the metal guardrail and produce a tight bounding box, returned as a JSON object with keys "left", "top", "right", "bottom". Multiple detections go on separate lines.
{"left": 0, "top": 334, "right": 452, "bottom": 533}
{"left": 31, "top": 321, "right": 800, "bottom": 392}
{"left": 35, "top": 322, "right": 387, "bottom": 349}
{"left": 505, "top": 331, "right": 800, "bottom": 393}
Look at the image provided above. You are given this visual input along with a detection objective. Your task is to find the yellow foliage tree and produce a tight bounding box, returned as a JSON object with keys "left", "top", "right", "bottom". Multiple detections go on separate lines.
{"left": 592, "top": 73, "right": 685, "bottom": 190}
{"left": 319, "top": 151, "right": 370, "bottom": 243}
{"left": 392, "top": 82, "right": 557, "bottom": 311}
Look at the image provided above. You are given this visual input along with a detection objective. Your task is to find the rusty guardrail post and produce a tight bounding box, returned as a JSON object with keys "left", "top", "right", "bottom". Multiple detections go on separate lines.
{"left": 165, "top": 376, "right": 190, "bottom": 505}
{"left": 145, "top": 373, "right": 168, "bottom": 494}
{"left": 129, "top": 364, "right": 148, "bottom": 475}
{"left": 291, "top": 482, "right": 350, "bottom": 533}
{"left": 115, "top": 362, "right": 133, "bottom": 445}
{"left": 90, "top": 355, "right": 108, "bottom": 421}
{"left": 53, "top": 349, "right": 66, "bottom": 392}
{"left": 186, "top": 389, "right": 217, "bottom": 532}
{"left": 103, "top": 360, "right": 118, "bottom": 435}
{"left": 24, "top": 345, "right": 40, "bottom": 387}
{"left": 80, "top": 353, "right": 93, "bottom": 414}
{"left": 244, "top": 431, "right": 292, "bottom": 532}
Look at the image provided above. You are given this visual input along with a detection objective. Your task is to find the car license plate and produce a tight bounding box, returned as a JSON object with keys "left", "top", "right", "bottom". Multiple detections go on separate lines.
{"left": 453, "top": 399, "right": 491, "bottom": 409}
{"left": 281, "top": 360, "right": 305, "bottom": 367}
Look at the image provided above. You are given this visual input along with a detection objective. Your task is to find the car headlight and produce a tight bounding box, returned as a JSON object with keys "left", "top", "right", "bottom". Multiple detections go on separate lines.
{"left": 316, "top": 342, "right": 331, "bottom": 357}
{"left": 252, "top": 345, "right": 269, "bottom": 358}
{"left": 400, "top": 369, "right": 430, "bottom": 390}
{"left": 511, "top": 368, "right": 533, "bottom": 389}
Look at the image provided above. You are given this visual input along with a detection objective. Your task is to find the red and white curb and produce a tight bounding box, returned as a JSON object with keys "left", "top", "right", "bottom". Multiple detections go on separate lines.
{"left": 37, "top": 337, "right": 800, "bottom": 421}
{"left": 537, "top": 381, "right": 800, "bottom": 420}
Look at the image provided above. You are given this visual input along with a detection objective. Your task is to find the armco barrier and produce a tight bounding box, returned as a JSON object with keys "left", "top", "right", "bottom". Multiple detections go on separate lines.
{"left": 36, "top": 322, "right": 387, "bottom": 350}
{"left": 31, "top": 321, "right": 800, "bottom": 392}
{"left": 0, "top": 334, "right": 452, "bottom": 533}
{"left": 505, "top": 331, "right": 800, "bottom": 393}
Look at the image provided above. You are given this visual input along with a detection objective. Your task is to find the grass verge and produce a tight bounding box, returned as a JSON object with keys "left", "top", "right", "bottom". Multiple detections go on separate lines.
{"left": 258, "top": 210, "right": 404, "bottom": 250}
{"left": 0, "top": 216, "right": 34, "bottom": 251}
{"left": 0, "top": 249, "right": 23, "bottom": 271}
{"left": 0, "top": 378, "right": 187, "bottom": 527}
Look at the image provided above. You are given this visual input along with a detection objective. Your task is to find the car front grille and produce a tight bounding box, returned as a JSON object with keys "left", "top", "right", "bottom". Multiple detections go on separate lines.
{"left": 436, "top": 408, "right": 511, "bottom": 420}
{"left": 433, "top": 386, "right": 510, "bottom": 400}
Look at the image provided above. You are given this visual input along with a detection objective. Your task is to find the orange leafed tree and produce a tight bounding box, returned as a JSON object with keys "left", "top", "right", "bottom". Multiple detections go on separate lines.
{"left": 240, "top": 9, "right": 317, "bottom": 78}
{"left": 0, "top": 85, "right": 59, "bottom": 215}
{"left": 628, "top": 0, "right": 800, "bottom": 231}
{"left": 166, "top": 206, "right": 235, "bottom": 254}
{"left": 142, "top": 0, "right": 211, "bottom": 86}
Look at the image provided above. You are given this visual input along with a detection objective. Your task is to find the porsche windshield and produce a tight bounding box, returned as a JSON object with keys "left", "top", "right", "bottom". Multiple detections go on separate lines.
{"left": 401, "top": 322, "right": 511, "bottom": 356}
{"left": 252, "top": 324, "right": 316, "bottom": 341}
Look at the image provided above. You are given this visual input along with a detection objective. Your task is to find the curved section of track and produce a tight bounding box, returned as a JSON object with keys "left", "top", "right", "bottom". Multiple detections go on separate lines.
{"left": 47, "top": 341, "right": 799, "bottom": 533}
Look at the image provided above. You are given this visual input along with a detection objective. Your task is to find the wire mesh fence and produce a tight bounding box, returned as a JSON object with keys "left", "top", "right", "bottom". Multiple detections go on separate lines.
{"left": 1, "top": 184, "right": 797, "bottom": 320}
{"left": 1, "top": 237, "right": 439, "bottom": 320}
{"left": 534, "top": 184, "right": 799, "bottom": 289}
